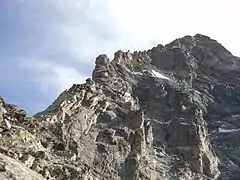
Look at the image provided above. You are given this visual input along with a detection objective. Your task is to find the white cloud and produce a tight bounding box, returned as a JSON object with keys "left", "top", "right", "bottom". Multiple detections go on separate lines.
{"left": 17, "top": 0, "right": 240, "bottom": 98}
{"left": 18, "top": 58, "right": 86, "bottom": 95}
{"left": 51, "top": 0, "right": 240, "bottom": 57}
{"left": 105, "top": 0, "right": 240, "bottom": 55}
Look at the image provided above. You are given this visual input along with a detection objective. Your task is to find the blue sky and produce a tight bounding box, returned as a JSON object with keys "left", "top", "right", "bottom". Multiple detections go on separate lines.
{"left": 1, "top": 0, "right": 240, "bottom": 114}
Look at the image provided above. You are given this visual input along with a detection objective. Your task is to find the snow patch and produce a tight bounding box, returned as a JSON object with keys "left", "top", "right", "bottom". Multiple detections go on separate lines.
{"left": 151, "top": 70, "right": 170, "bottom": 80}
{"left": 194, "top": 90, "right": 201, "bottom": 94}
{"left": 132, "top": 69, "right": 170, "bottom": 80}
{"left": 147, "top": 118, "right": 170, "bottom": 125}
{"left": 133, "top": 72, "right": 143, "bottom": 76}
{"left": 232, "top": 114, "right": 240, "bottom": 118}
{"left": 180, "top": 122, "right": 190, "bottom": 125}
{"left": 218, "top": 128, "right": 240, "bottom": 133}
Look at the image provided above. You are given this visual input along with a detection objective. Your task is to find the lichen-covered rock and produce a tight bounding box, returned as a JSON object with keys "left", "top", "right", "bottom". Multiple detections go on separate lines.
{"left": 0, "top": 153, "right": 44, "bottom": 180}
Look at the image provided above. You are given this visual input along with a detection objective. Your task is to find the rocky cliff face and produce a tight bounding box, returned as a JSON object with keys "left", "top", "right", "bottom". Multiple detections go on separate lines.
{"left": 1, "top": 34, "right": 240, "bottom": 179}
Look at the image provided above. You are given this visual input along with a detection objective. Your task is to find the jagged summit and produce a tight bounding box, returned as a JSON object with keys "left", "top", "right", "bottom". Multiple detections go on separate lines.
{"left": 1, "top": 34, "right": 240, "bottom": 179}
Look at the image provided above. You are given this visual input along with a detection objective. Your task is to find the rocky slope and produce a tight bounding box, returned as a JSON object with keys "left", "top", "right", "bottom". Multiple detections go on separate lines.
{"left": 1, "top": 34, "right": 240, "bottom": 179}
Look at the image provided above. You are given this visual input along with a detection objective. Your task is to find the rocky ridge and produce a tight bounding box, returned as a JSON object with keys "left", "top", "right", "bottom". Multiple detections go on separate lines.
{"left": 1, "top": 34, "right": 240, "bottom": 179}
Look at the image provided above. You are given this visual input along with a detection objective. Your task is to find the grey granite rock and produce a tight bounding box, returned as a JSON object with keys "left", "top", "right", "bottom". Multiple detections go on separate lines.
{"left": 2, "top": 34, "right": 240, "bottom": 179}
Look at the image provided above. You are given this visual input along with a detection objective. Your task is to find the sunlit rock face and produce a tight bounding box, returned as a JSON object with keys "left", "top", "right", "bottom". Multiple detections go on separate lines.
{"left": 2, "top": 34, "right": 240, "bottom": 179}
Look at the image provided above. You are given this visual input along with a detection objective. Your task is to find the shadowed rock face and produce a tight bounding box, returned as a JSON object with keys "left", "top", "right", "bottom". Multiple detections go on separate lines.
{"left": 1, "top": 34, "right": 240, "bottom": 179}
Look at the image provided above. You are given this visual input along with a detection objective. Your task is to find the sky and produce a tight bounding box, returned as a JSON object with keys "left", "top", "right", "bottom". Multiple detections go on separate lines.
{"left": 1, "top": 0, "right": 240, "bottom": 115}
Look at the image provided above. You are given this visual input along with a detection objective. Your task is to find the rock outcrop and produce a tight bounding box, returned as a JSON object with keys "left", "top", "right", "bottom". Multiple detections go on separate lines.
{"left": 1, "top": 34, "right": 240, "bottom": 179}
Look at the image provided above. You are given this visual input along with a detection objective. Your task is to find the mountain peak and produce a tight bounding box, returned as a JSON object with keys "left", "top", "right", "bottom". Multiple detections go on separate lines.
{"left": 1, "top": 34, "right": 240, "bottom": 179}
